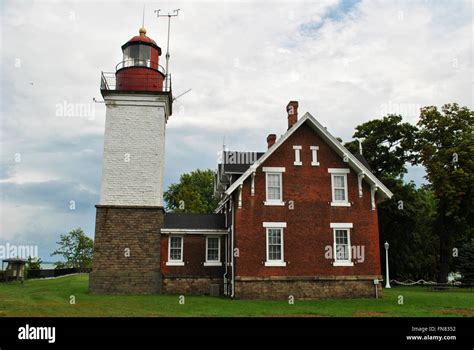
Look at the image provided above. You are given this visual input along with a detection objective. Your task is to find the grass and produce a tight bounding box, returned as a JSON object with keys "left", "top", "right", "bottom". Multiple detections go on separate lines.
{"left": 0, "top": 274, "right": 472, "bottom": 317}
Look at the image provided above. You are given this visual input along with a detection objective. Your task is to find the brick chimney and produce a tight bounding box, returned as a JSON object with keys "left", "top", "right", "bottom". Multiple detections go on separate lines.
{"left": 267, "top": 134, "right": 276, "bottom": 148}
{"left": 287, "top": 101, "right": 299, "bottom": 129}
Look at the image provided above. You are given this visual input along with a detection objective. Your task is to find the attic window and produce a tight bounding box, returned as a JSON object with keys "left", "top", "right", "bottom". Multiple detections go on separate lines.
{"left": 310, "top": 146, "right": 320, "bottom": 166}
{"left": 293, "top": 145, "right": 302, "bottom": 166}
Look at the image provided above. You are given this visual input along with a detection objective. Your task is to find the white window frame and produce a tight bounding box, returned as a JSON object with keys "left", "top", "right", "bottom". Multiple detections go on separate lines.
{"left": 204, "top": 236, "right": 222, "bottom": 266}
{"left": 310, "top": 146, "right": 320, "bottom": 166}
{"left": 330, "top": 223, "right": 354, "bottom": 267}
{"left": 329, "top": 168, "right": 350, "bottom": 207}
{"left": 293, "top": 145, "right": 302, "bottom": 166}
{"left": 263, "top": 167, "right": 285, "bottom": 206}
{"left": 166, "top": 235, "right": 185, "bottom": 266}
{"left": 263, "top": 222, "right": 287, "bottom": 267}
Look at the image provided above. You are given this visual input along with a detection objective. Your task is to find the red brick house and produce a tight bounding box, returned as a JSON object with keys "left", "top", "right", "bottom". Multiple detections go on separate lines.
{"left": 212, "top": 101, "right": 393, "bottom": 298}
{"left": 156, "top": 102, "right": 393, "bottom": 299}
{"left": 90, "top": 29, "right": 392, "bottom": 299}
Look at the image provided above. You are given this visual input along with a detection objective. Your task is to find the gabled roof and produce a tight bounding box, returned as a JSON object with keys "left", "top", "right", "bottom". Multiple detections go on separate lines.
{"left": 223, "top": 112, "right": 393, "bottom": 201}
{"left": 163, "top": 213, "right": 226, "bottom": 230}
{"left": 219, "top": 151, "right": 265, "bottom": 174}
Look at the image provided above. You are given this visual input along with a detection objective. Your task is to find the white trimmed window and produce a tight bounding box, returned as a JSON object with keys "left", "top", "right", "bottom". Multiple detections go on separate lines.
{"left": 263, "top": 222, "right": 287, "bottom": 267}
{"left": 330, "top": 223, "right": 354, "bottom": 266}
{"left": 204, "top": 236, "right": 222, "bottom": 266}
{"left": 329, "top": 168, "right": 350, "bottom": 206}
{"left": 166, "top": 235, "right": 184, "bottom": 266}
{"left": 310, "top": 146, "right": 319, "bottom": 166}
{"left": 263, "top": 167, "right": 285, "bottom": 206}
{"left": 293, "top": 145, "right": 302, "bottom": 166}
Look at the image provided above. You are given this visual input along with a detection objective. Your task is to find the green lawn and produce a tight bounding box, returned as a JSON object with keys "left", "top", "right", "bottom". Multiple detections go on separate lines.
{"left": 0, "top": 274, "right": 472, "bottom": 317}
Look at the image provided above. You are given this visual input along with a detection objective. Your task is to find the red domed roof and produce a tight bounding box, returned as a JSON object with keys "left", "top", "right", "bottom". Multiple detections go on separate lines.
{"left": 128, "top": 35, "right": 157, "bottom": 45}
{"left": 122, "top": 28, "right": 162, "bottom": 54}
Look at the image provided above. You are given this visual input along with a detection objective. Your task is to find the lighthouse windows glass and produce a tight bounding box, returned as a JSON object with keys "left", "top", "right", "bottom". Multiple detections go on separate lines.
{"left": 123, "top": 44, "right": 151, "bottom": 68}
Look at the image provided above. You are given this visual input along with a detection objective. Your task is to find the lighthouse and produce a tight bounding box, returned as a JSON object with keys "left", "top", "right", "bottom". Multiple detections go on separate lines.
{"left": 90, "top": 27, "right": 172, "bottom": 294}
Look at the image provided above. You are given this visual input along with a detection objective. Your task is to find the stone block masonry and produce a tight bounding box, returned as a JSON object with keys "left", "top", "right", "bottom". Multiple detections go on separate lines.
{"left": 235, "top": 276, "right": 382, "bottom": 299}
{"left": 162, "top": 277, "right": 224, "bottom": 295}
{"left": 89, "top": 205, "right": 163, "bottom": 294}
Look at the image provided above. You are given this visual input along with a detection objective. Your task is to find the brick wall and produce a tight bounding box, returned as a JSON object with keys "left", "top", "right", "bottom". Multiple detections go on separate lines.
{"left": 160, "top": 235, "right": 226, "bottom": 277}
{"left": 234, "top": 122, "right": 382, "bottom": 279}
{"left": 90, "top": 205, "right": 163, "bottom": 294}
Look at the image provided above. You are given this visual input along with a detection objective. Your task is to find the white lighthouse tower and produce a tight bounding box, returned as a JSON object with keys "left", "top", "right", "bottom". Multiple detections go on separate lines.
{"left": 90, "top": 27, "right": 172, "bottom": 294}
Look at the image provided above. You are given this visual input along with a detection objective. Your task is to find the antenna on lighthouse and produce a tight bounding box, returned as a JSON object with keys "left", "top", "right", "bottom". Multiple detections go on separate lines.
{"left": 155, "top": 8, "right": 180, "bottom": 91}
{"left": 142, "top": 4, "right": 145, "bottom": 28}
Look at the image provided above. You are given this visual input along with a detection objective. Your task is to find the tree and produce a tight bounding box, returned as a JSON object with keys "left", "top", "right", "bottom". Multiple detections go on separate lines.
{"left": 378, "top": 182, "right": 438, "bottom": 280}
{"left": 51, "top": 228, "right": 94, "bottom": 269}
{"left": 26, "top": 256, "right": 42, "bottom": 270}
{"left": 344, "top": 114, "right": 417, "bottom": 180}
{"left": 343, "top": 114, "right": 436, "bottom": 280}
{"left": 164, "top": 169, "right": 219, "bottom": 213}
{"left": 413, "top": 104, "right": 473, "bottom": 282}
{"left": 456, "top": 239, "right": 474, "bottom": 285}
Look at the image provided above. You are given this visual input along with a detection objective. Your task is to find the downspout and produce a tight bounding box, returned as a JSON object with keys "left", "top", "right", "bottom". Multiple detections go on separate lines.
{"left": 223, "top": 229, "right": 228, "bottom": 295}
{"left": 230, "top": 196, "right": 236, "bottom": 299}
{"left": 221, "top": 199, "right": 230, "bottom": 296}
{"left": 222, "top": 202, "right": 228, "bottom": 295}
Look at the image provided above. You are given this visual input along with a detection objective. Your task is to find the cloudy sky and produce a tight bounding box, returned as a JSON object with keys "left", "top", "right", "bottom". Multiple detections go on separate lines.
{"left": 0, "top": 0, "right": 472, "bottom": 261}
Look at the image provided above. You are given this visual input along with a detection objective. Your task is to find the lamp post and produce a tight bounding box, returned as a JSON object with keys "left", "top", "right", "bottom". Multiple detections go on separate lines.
{"left": 384, "top": 241, "right": 391, "bottom": 288}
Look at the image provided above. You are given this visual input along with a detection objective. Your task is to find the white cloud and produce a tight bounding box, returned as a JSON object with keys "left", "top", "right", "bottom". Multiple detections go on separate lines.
{"left": 0, "top": 0, "right": 471, "bottom": 259}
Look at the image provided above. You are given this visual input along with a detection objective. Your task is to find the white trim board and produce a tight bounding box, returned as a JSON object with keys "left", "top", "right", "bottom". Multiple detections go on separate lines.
{"left": 263, "top": 222, "right": 287, "bottom": 228}
{"left": 330, "top": 223, "right": 353, "bottom": 228}
{"left": 161, "top": 229, "right": 228, "bottom": 235}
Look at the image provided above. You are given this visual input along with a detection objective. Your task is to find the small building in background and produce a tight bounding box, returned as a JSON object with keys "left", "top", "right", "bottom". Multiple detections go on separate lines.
{"left": 1, "top": 258, "right": 27, "bottom": 282}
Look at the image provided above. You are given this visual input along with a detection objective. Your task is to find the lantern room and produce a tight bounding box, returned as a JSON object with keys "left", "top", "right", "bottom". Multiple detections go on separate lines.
{"left": 114, "top": 27, "right": 167, "bottom": 92}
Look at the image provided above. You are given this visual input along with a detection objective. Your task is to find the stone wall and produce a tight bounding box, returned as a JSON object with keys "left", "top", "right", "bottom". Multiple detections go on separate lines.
{"left": 235, "top": 276, "right": 382, "bottom": 299}
{"left": 162, "top": 276, "right": 223, "bottom": 295}
{"left": 89, "top": 205, "right": 163, "bottom": 294}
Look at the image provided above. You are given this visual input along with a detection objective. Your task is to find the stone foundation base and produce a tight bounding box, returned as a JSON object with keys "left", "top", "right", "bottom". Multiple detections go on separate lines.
{"left": 90, "top": 271, "right": 161, "bottom": 294}
{"left": 89, "top": 205, "right": 163, "bottom": 294}
{"left": 235, "top": 276, "right": 382, "bottom": 299}
{"left": 162, "top": 276, "right": 223, "bottom": 295}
